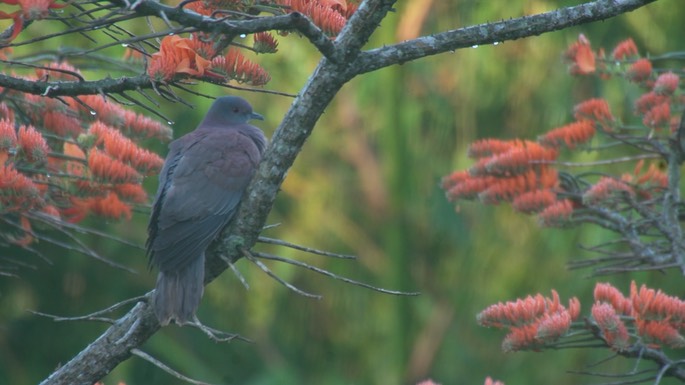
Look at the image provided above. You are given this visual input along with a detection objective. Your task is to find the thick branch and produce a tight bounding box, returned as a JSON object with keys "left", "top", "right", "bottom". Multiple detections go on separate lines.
{"left": 352, "top": 0, "right": 658, "bottom": 74}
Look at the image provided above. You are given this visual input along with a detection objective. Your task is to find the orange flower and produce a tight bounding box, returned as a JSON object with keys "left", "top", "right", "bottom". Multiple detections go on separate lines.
{"left": 611, "top": 38, "right": 638, "bottom": 60}
{"left": 89, "top": 192, "right": 132, "bottom": 220}
{"left": 43, "top": 111, "right": 82, "bottom": 137}
{"left": 253, "top": 32, "right": 279, "bottom": 54}
{"left": 113, "top": 183, "right": 148, "bottom": 203}
{"left": 148, "top": 35, "right": 213, "bottom": 81}
{"left": 501, "top": 323, "right": 540, "bottom": 352}
{"left": 538, "top": 120, "right": 596, "bottom": 149}
{"left": 573, "top": 98, "right": 613, "bottom": 129}
{"left": 653, "top": 72, "right": 679, "bottom": 96}
{"left": 511, "top": 189, "right": 556, "bottom": 214}
{"left": 638, "top": 320, "right": 685, "bottom": 348}
{"left": 467, "top": 139, "right": 524, "bottom": 159}
{"left": 642, "top": 102, "right": 670, "bottom": 129}
{"left": 87, "top": 148, "right": 141, "bottom": 184}
{"left": 626, "top": 58, "right": 652, "bottom": 83}
{"left": 210, "top": 48, "right": 271, "bottom": 86}
{"left": 537, "top": 199, "right": 573, "bottom": 227}
{"left": 481, "top": 143, "right": 558, "bottom": 176}
{"left": 0, "top": 119, "right": 17, "bottom": 153}
{"left": 591, "top": 302, "right": 630, "bottom": 351}
{"left": 594, "top": 282, "right": 632, "bottom": 315}
{"left": 281, "top": 0, "right": 348, "bottom": 36}
{"left": 0, "top": 0, "right": 68, "bottom": 41}
{"left": 0, "top": 102, "right": 15, "bottom": 121}
{"left": 564, "top": 34, "right": 596, "bottom": 75}
{"left": 582, "top": 177, "right": 634, "bottom": 206}
{"left": 89, "top": 122, "right": 163, "bottom": 174}
{"left": 17, "top": 125, "right": 49, "bottom": 165}
{"left": 634, "top": 91, "right": 668, "bottom": 114}
{"left": 444, "top": 175, "right": 497, "bottom": 201}
{"left": 479, "top": 168, "right": 558, "bottom": 204}
{"left": 0, "top": 164, "right": 42, "bottom": 212}
{"left": 121, "top": 110, "right": 172, "bottom": 140}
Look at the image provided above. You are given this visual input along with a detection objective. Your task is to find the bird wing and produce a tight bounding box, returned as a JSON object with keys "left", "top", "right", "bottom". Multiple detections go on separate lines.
{"left": 147, "top": 127, "right": 262, "bottom": 273}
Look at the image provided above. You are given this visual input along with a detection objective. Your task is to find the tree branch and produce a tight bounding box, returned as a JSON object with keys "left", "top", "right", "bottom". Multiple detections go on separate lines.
{"left": 37, "top": 0, "right": 658, "bottom": 384}
{"left": 353, "top": 0, "right": 658, "bottom": 74}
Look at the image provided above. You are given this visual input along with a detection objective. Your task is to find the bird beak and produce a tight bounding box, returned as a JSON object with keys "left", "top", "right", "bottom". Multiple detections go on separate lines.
{"left": 251, "top": 112, "right": 265, "bottom": 121}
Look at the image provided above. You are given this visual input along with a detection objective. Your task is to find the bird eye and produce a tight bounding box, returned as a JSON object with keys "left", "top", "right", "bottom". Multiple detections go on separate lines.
{"left": 232, "top": 107, "right": 239, "bottom": 113}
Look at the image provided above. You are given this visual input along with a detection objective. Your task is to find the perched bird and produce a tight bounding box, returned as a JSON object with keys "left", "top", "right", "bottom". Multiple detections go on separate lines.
{"left": 147, "top": 96, "right": 267, "bottom": 325}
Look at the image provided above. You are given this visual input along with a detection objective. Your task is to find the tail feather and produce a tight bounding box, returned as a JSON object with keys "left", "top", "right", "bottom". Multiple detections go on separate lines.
{"left": 153, "top": 253, "right": 205, "bottom": 325}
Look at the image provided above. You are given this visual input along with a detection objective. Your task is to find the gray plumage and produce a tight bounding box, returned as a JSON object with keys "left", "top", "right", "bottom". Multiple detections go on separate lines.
{"left": 147, "top": 96, "right": 266, "bottom": 325}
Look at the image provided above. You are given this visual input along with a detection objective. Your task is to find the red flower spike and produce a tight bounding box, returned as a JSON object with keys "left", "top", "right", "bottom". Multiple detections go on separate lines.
{"left": 17, "top": 125, "right": 49, "bottom": 165}
{"left": 87, "top": 148, "right": 142, "bottom": 184}
{"left": 568, "top": 297, "right": 581, "bottom": 320}
{"left": 0, "top": 102, "right": 15, "bottom": 121}
{"left": 594, "top": 282, "right": 633, "bottom": 315}
{"left": 89, "top": 121, "right": 163, "bottom": 174}
{"left": 283, "top": 0, "right": 348, "bottom": 36}
{"left": 564, "top": 34, "right": 596, "bottom": 75}
{"left": 43, "top": 111, "right": 82, "bottom": 137}
{"left": 634, "top": 162, "right": 668, "bottom": 188}
{"left": 634, "top": 91, "right": 668, "bottom": 114}
{"left": 611, "top": 38, "right": 639, "bottom": 60}
{"left": 573, "top": 98, "right": 614, "bottom": 130}
{"left": 626, "top": 58, "right": 652, "bottom": 83}
{"left": 638, "top": 321, "right": 685, "bottom": 348}
{"left": 479, "top": 168, "right": 558, "bottom": 204}
{"left": 467, "top": 139, "right": 525, "bottom": 159}
{"left": 536, "top": 311, "right": 572, "bottom": 342}
{"left": 0, "top": 164, "right": 42, "bottom": 212}
{"left": 537, "top": 199, "right": 573, "bottom": 227}
{"left": 445, "top": 175, "right": 498, "bottom": 201}
{"left": 148, "top": 35, "right": 211, "bottom": 81}
{"left": 210, "top": 49, "right": 271, "bottom": 86}
{"left": 253, "top": 32, "right": 279, "bottom": 54}
{"left": 483, "top": 144, "right": 558, "bottom": 176}
{"left": 591, "top": 302, "right": 630, "bottom": 351}
{"left": 642, "top": 102, "right": 671, "bottom": 130}
{"left": 440, "top": 170, "right": 470, "bottom": 191}
{"left": 113, "top": 183, "right": 147, "bottom": 203}
{"left": 583, "top": 177, "right": 635, "bottom": 206}
{"left": 121, "top": 110, "right": 172, "bottom": 140}
{"left": 653, "top": 72, "right": 679, "bottom": 96}
{"left": 511, "top": 189, "right": 557, "bottom": 214}
{"left": 0, "top": 119, "right": 17, "bottom": 153}
{"left": 501, "top": 324, "right": 540, "bottom": 352}
{"left": 89, "top": 192, "right": 132, "bottom": 220}
{"left": 538, "top": 120, "right": 596, "bottom": 149}
{"left": 630, "top": 281, "right": 685, "bottom": 329}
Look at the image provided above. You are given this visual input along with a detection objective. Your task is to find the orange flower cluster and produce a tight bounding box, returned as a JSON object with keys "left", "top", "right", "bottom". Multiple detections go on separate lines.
{"left": 148, "top": 35, "right": 271, "bottom": 86}
{"left": 0, "top": 0, "right": 68, "bottom": 41}
{"left": 479, "top": 282, "right": 685, "bottom": 353}
{"left": 563, "top": 35, "right": 682, "bottom": 133}
{"left": 280, "top": 0, "right": 350, "bottom": 36}
{"left": 591, "top": 282, "right": 685, "bottom": 350}
{"left": 0, "top": 57, "right": 169, "bottom": 243}
{"left": 477, "top": 290, "right": 580, "bottom": 352}
{"left": 443, "top": 36, "right": 683, "bottom": 228}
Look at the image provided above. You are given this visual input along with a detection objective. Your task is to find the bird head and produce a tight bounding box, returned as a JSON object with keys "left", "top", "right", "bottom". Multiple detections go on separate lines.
{"left": 203, "top": 96, "right": 264, "bottom": 126}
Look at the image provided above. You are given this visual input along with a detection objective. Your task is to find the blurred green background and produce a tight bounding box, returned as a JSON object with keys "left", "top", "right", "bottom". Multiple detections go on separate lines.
{"left": 2, "top": 1, "right": 685, "bottom": 384}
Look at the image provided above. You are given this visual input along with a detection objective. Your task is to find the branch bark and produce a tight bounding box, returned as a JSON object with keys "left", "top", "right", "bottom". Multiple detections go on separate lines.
{"left": 36, "top": 0, "right": 657, "bottom": 384}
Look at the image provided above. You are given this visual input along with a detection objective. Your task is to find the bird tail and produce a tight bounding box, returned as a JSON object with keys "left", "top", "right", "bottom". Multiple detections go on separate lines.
{"left": 153, "top": 253, "right": 205, "bottom": 326}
